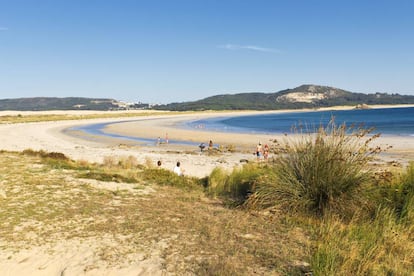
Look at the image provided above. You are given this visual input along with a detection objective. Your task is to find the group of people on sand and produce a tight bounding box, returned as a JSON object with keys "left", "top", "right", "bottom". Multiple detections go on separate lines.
{"left": 255, "top": 142, "right": 269, "bottom": 161}
{"left": 157, "top": 140, "right": 268, "bottom": 178}
{"left": 199, "top": 140, "right": 214, "bottom": 152}
{"left": 156, "top": 133, "right": 169, "bottom": 145}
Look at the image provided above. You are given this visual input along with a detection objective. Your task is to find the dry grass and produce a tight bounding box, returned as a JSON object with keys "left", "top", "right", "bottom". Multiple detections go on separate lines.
{"left": 310, "top": 209, "right": 414, "bottom": 275}
{"left": 2, "top": 149, "right": 413, "bottom": 274}
{"left": 0, "top": 151, "right": 309, "bottom": 274}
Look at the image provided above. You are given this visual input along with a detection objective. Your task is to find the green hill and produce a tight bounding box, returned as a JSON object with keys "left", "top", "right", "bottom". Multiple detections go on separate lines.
{"left": 2, "top": 85, "right": 414, "bottom": 111}
{"left": 155, "top": 84, "right": 414, "bottom": 111}
{"left": 0, "top": 97, "right": 120, "bottom": 111}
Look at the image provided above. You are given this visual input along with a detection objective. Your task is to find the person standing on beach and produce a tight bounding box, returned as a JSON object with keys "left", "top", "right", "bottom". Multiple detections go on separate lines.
{"left": 199, "top": 142, "right": 206, "bottom": 152}
{"left": 208, "top": 140, "right": 213, "bottom": 151}
{"left": 173, "top": 161, "right": 183, "bottom": 176}
{"left": 256, "top": 142, "right": 263, "bottom": 161}
{"left": 263, "top": 144, "right": 269, "bottom": 161}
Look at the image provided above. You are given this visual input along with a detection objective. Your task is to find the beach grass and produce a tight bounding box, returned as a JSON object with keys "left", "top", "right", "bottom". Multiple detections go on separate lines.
{"left": 310, "top": 205, "right": 414, "bottom": 275}
{"left": 248, "top": 121, "right": 380, "bottom": 217}
{"left": 207, "top": 163, "right": 271, "bottom": 206}
{"left": 0, "top": 150, "right": 309, "bottom": 274}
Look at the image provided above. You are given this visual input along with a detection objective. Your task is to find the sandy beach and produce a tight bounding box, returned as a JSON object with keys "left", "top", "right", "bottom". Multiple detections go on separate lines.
{"left": 0, "top": 110, "right": 285, "bottom": 178}
{"left": 1, "top": 107, "right": 414, "bottom": 178}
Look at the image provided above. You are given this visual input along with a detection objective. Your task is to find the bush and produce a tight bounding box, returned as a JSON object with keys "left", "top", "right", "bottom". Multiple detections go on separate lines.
{"left": 207, "top": 167, "right": 230, "bottom": 195}
{"left": 207, "top": 164, "right": 269, "bottom": 205}
{"left": 22, "top": 148, "right": 69, "bottom": 160}
{"left": 142, "top": 168, "right": 202, "bottom": 190}
{"left": 248, "top": 121, "right": 380, "bottom": 216}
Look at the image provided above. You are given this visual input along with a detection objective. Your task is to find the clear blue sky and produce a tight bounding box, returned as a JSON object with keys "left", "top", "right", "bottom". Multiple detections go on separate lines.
{"left": 1, "top": 0, "right": 413, "bottom": 104}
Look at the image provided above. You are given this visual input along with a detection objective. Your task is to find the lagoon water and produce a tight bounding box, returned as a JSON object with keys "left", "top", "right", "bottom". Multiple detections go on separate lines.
{"left": 71, "top": 107, "right": 414, "bottom": 146}
{"left": 70, "top": 121, "right": 200, "bottom": 146}
{"left": 187, "top": 107, "right": 414, "bottom": 136}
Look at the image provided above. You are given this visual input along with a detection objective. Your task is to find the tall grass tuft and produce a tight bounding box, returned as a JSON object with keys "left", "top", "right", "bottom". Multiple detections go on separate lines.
{"left": 395, "top": 162, "right": 414, "bottom": 222}
{"left": 311, "top": 207, "right": 414, "bottom": 274}
{"left": 380, "top": 162, "right": 414, "bottom": 222}
{"left": 248, "top": 120, "right": 380, "bottom": 216}
{"left": 142, "top": 168, "right": 202, "bottom": 190}
{"left": 207, "top": 164, "right": 269, "bottom": 205}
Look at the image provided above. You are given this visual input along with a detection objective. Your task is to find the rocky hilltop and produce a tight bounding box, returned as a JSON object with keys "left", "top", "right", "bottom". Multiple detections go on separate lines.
{"left": 275, "top": 85, "right": 351, "bottom": 103}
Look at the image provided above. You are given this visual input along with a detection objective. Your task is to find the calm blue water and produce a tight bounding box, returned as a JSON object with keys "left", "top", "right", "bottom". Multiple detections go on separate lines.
{"left": 68, "top": 107, "right": 414, "bottom": 146}
{"left": 187, "top": 107, "right": 414, "bottom": 136}
{"left": 69, "top": 120, "right": 200, "bottom": 146}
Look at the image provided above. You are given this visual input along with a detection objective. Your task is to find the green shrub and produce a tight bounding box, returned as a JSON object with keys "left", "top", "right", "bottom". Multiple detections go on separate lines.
{"left": 401, "top": 194, "right": 414, "bottom": 225}
{"left": 207, "top": 167, "right": 230, "bottom": 195}
{"left": 142, "top": 168, "right": 202, "bottom": 190}
{"left": 207, "top": 164, "right": 269, "bottom": 205}
{"left": 248, "top": 121, "right": 379, "bottom": 216}
{"left": 22, "top": 148, "right": 69, "bottom": 160}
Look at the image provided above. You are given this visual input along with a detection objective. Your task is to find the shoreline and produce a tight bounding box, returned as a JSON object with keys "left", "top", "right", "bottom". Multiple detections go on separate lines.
{"left": 1, "top": 106, "right": 414, "bottom": 177}
{"left": 77, "top": 109, "right": 414, "bottom": 169}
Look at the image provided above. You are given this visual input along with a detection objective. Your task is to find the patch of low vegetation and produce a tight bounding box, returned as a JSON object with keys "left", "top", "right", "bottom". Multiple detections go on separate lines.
{"left": 381, "top": 161, "right": 414, "bottom": 221}
{"left": 310, "top": 207, "right": 414, "bottom": 275}
{"left": 0, "top": 150, "right": 308, "bottom": 274}
{"left": 207, "top": 164, "right": 270, "bottom": 206}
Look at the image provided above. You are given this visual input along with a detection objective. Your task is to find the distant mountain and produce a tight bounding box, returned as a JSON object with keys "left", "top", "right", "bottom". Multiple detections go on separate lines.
{"left": 2, "top": 85, "right": 414, "bottom": 111}
{"left": 0, "top": 97, "right": 128, "bottom": 111}
{"left": 155, "top": 84, "right": 414, "bottom": 111}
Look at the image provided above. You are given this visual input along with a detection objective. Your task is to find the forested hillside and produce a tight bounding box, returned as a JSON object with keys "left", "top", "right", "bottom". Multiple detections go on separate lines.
{"left": 0, "top": 97, "right": 120, "bottom": 111}
{"left": 155, "top": 85, "right": 414, "bottom": 111}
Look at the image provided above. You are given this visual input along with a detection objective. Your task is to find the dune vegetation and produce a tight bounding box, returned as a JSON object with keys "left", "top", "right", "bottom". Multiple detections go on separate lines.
{"left": 1, "top": 122, "right": 413, "bottom": 274}
{"left": 207, "top": 122, "right": 414, "bottom": 274}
